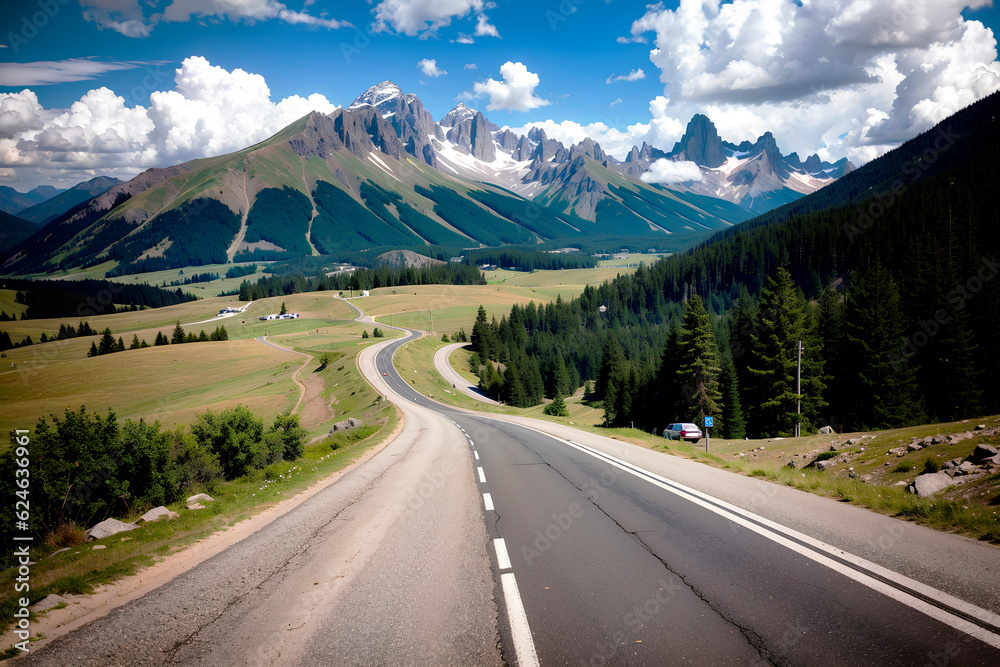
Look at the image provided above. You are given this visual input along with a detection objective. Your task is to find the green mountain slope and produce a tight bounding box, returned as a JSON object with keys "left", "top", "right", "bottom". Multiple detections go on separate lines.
{"left": 1, "top": 104, "right": 752, "bottom": 278}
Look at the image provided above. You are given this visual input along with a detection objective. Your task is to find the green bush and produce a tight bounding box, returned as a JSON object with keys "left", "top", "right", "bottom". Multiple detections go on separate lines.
{"left": 542, "top": 395, "right": 569, "bottom": 417}
{"left": 815, "top": 451, "right": 838, "bottom": 462}
{"left": 892, "top": 462, "right": 914, "bottom": 473}
{"left": 923, "top": 458, "right": 941, "bottom": 474}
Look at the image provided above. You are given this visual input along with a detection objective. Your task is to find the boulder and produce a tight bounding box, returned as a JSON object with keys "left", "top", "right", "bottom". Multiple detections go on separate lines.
{"left": 908, "top": 472, "right": 953, "bottom": 497}
{"left": 956, "top": 461, "right": 977, "bottom": 475}
{"left": 137, "top": 506, "right": 179, "bottom": 524}
{"left": 817, "top": 460, "right": 833, "bottom": 471}
{"left": 186, "top": 493, "right": 215, "bottom": 510}
{"left": 331, "top": 417, "right": 362, "bottom": 432}
{"left": 974, "top": 424, "right": 987, "bottom": 431}
{"left": 968, "top": 444, "right": 999, "bottom": 464}
{"left": 907, "top": 442, "right": 923, "bottom": 452}
{"left": 85, "top": 518, "right": 137, "bottom": 541}
{"left": 948, "top": 432, "right": 972, "bottom": 445}
{"left": 817, "top": 426, "right": 834, "bottom": 435}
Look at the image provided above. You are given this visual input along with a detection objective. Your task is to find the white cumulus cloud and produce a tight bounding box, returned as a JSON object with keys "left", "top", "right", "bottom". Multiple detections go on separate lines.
{"left": 474, "top": 14, "right": 500, "bottom": 38}
{"left": 417, "top": 59, "right": 447, "bottom": 78}
{"left": 0, "top": 56, "right": 338, "bottom": 189}
{"left": 641, "top": 158, "right": 703, "bottom": 184}
{"left": 372, "top": 0, "right": 485, "bottom": 36}
{"left": 627, "top": 0, "right": 1000, "bottom": 164}
{"left": 469, "top": 61, "right": 549, "bottom": 112}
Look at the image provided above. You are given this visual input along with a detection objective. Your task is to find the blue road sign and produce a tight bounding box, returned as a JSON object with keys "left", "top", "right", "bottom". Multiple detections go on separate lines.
{"left": 704, "top": 416, "right": 714, "bottom": 428}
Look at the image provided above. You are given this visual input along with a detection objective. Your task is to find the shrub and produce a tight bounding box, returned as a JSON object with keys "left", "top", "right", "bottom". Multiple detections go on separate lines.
{"left": 892, "top": 462, "right": 914, "bottom": 473}
{"left": 922, "top": 458, "right": 941, "bottom": 474}
{"left": 543, "top": 394, "right": 569, "bottom": 417}
{"left": 362, "top": 330, "right": 369, "bottom": 339}
{"left": 815, "top": 451, "right": 838, "bottom": 462}
{"left": 45, "top": 522, "right": 86, "bottom": 549}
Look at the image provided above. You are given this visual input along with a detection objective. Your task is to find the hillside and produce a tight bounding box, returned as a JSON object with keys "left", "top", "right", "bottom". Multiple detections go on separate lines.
{"left": 0, "top": 211, "right": 37, "bottom": 253}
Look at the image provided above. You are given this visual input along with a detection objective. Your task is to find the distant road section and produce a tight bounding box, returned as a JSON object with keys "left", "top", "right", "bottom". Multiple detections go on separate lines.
{"left": 434, "top": 342, "right": 501, "bottom": 406}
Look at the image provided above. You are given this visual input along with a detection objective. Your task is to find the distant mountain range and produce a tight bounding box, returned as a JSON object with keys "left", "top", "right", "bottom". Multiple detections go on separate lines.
{"left": 16, "top": 176, "right": 122, "bottom": 225}
{"left": 1, "top": 81, "right": 853, "bottom": 277}
{"left": 0, "top": 184, "right": 62, "bottom": 216}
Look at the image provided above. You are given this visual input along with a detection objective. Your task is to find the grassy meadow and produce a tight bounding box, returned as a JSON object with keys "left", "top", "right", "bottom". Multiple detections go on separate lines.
{"left": 1, "top": 291, "right": 374, "bottom": 440}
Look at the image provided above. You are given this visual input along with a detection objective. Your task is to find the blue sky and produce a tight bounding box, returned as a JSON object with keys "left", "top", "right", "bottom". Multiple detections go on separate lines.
{"left": 1, "top": 0, "right": 998, "bottom": 190}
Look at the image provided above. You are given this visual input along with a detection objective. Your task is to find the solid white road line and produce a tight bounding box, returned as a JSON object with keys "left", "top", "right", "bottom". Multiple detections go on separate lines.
{"left": 478, "top": 466, "right": 486, "bottom": 483}
{"left": 564, "top": 439, "right": 1000, "bottom": 650}
{"left": 494, "top": 538, "right": 512, "bottom": 570}
{"left": 501, "top": 573, "right": 540, "bottom": 667}
{"left": 483, "top": 493, "right": 494, "bottom": 511}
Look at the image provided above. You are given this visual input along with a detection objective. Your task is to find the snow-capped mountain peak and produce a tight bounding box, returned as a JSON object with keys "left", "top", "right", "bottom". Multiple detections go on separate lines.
{"left": 439, "top": 102, "right": 479, "bottom": 128}
{"left": 348, "top": 81, "right": 404, "bottom": 111}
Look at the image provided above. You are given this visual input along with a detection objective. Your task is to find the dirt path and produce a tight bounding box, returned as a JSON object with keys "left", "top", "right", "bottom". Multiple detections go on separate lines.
{"left": 254, "top": 336, "right": 311, "bottom": 415}
{"left": 225, "top": 168, "right": 252, "bottom": 262}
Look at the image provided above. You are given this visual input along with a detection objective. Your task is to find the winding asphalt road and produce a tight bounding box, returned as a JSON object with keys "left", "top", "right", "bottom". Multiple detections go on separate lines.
{"left": 18, "top": 305, "right": 1000, "bottom": 666}
{"left": 372, "top": 328, "right": 1000, "bottom": 666}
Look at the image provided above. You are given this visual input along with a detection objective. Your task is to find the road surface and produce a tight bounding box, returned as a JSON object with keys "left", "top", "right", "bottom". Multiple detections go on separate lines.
{"left": 434, "top": 342, "right": 501, "bottom": 406}
{"left": 19, "top": 319, "right": 1000, "bottom": 666}
{"left": 380, "top": 328, "right": 1000, "bottom": 666}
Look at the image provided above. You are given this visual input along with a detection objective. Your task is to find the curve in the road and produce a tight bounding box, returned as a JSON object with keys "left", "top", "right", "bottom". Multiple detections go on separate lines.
{"left": 367, "top": 325, "right": 1000, "bottom": 666}
{"left": 434, "top": 342, "right": 501, "bottom": 405}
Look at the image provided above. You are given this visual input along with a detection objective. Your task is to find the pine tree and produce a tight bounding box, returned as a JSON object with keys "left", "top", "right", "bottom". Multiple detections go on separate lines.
{"left": 719, "top": 354, "right": 746, "bottom": 439}
{"left": 280, "top": 301, "right": 287, "bottom": 315}
{"left": 115, "top": 336, "right": 126, "bottom": 352}
{"left": 844, "top": 260, "right": 923, "bottom": 429}
{"left": 129, "top": 334, "right": 141, "bottom": 350}
{"left": 98, "top": 328, "right": 116, "bottom": 355}
{"left": 650, "top": 321, "right": 683, "bottom": 426}
{"left": 745, "top": 268, "right": 809, "bottom": 437}
{"left": 154, "top": 331, "right": 168, "bottom": 346}
{"left": 675, "top": 295, "right": 722, "bottom": 426}
{"left": 88, "top": 341, "right": 99, "bottom": 357}
{"left": 503, "top": 363, "right": 526, "bottom": 407}
{"left": 171, "top": 322, "right": 186, "bottom": 345}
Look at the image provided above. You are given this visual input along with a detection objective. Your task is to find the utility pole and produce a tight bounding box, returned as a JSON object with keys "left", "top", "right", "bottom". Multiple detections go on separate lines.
{"left": 796, "top": 339, "right": 803, "bottom": 437}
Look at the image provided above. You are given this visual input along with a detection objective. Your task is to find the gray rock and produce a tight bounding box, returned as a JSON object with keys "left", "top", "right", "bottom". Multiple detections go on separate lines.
{"left": 974, "top": 424, "right": 987, "bottom": 431}
{"left": 907, "top": 442, "right": 923, "bottom": 452}
{"left": 785, "top": 460, "right": 797, "bottom": 469}
{"left": 92, "top": 545, "right": 106, "bottom": 550}
{"left": 331, "top": 417, "right": 362, "bottom": 432}
{"left": 137, "top": 506, "right": 179, "bottom": 523}
{"left": 32, "top": 594, "right": 68, "bottom": 612}
{"left": 817, "top": 460, "right": 833, "bottom": 471}
{"left": 969, "top": 443, "right": 999, "bottom": 463}
{"left": 908, "top": 472, "right": 953, "bottom": 497}
{"left": 85, "top": 518, "right": 137, "bottom": 541}
{"left": 186, "top": 493, "right": 215, "bottom": 510}
{"left": 817, "top": 425, "right": 834, "bottom": 435}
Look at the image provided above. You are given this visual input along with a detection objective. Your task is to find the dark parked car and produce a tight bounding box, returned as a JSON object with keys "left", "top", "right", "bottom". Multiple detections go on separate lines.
{"left": 664, "top": 423, "right": 703, "bottom": 443}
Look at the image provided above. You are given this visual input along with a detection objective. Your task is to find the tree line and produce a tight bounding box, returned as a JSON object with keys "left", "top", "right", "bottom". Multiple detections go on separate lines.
{"left": 1, "top": 405, "right": 307, "bottom": 544}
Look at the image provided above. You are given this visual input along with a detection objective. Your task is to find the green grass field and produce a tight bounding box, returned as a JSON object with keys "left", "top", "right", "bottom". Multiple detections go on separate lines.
{"left": 596, "top": 253, "right": 669, "bottom": 267}
{"left": 0, "top": 292, "right": 370, "bottom": 439}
